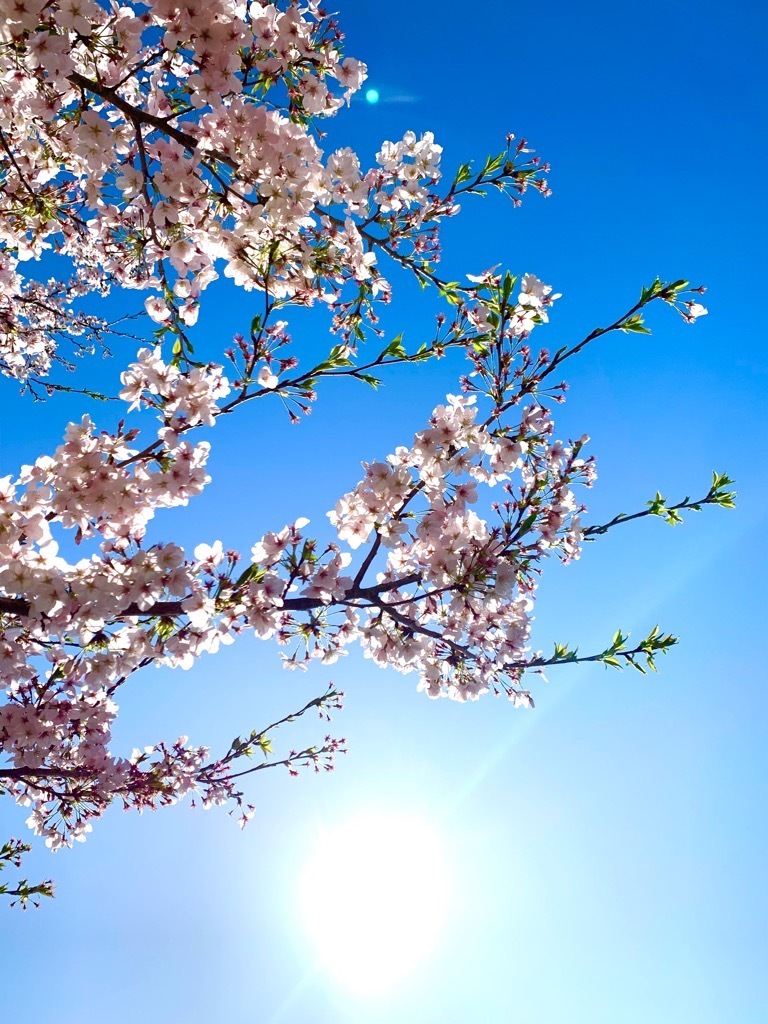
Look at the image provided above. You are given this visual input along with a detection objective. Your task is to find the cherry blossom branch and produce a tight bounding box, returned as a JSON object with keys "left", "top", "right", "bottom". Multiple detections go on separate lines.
{"left": 583, "top": 474, "right": 736, "bottom": 537}
{"left": 115, "top": 330, "right": 457, "bottom": 472}
{"left": 0, "top": 2, "right": 730, "bottom": 899}
{"left": 0, "top": 574, "right": 423, "bottom": 622}
{"left": 0, "top": 130, "right": 38, "bottom": 200}
{"left": 538, "top": 279, "right": 703, "bottom": 385}
{"left": 66, "top": 72, "right": 230, "bottom": 166}
{"left": 528, "top": 626, "right": 679, "bottom": 675}
{"left": 0, "top": 839, "right": 54, "bottom": 909}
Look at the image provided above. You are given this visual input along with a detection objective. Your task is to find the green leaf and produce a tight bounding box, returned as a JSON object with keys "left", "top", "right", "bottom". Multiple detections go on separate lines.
{"left": 481, "top": 152, "right": 505, "bottom": 176}
{"left": 383, "top": 333, "right": 406, "bottom": 358}
{"left": 235, "top": 563, "right": 266, "bottom": 586}
{"left": 456, "top": 163, "right": 473, "bottom": 184}
{"left": 647, "top": 491, "right": 666, "bottom": 516}
{"left": 438, "top": 281, "right": 462, "bottom": 307}
{"left": 552, "top": 642, "right": 577, "bottom": 663}
{"left": 640, "top": 277, "right": 662, "bottom": 302}
{"left": 711, "top": 470, "right": 734, "bottom": 490}
{"left": 621, "top": 314, "right": 651, "bottom": 335}
{"left": 516, "top": 512, "right": 538, "bottom": 538}
{"left": 601, "top": 655, "right": 623, "bottom": 669}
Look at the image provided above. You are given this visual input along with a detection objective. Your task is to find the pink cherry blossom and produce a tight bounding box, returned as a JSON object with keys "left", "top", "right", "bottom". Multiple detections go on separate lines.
{"left": 0, "top": 0, "right": 722, "bottom": 906}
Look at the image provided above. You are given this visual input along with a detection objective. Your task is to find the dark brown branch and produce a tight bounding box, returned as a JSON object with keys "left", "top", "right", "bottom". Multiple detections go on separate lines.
{"left": 0, "top": 573, "right": 423, "bottom": 622}
{"left": 582, "top": 490, "right": 725, "bottom": 539}
{"left": 67, "top": 72, "right": 236, "bottom": 169}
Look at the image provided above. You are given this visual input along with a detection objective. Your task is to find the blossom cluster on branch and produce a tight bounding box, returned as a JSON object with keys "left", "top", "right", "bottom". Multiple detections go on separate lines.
{"left": 0, "top": 0, "right": 732, "bottom": 905}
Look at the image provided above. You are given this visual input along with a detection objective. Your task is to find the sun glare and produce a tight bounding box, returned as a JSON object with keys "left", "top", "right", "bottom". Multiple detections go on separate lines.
{"left": 297, "top": 810, "right": 454, "bottom": 994}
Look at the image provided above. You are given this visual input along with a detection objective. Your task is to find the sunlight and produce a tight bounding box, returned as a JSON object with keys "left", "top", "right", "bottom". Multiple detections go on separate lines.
{"left": 297, "top": 810, "right": 454, "bottom": 994}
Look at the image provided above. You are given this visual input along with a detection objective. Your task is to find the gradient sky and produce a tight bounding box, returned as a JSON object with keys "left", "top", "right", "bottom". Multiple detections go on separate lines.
{"left": 2, "top": 1, "right": 767, "bottom": 1022}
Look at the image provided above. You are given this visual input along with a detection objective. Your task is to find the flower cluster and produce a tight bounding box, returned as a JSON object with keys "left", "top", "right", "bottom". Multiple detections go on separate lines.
{"left": 119, "top": 347, "right": 231, "bottom": 427}
{"left": 0, "top": 2, "right": 721, "bottom": 901}
{"left": 328, "top": 388, "right": 595, "bottom": 702}
{"left": 0, "top": 0, "right": 550, "bottom": 381}
{"left": 0, "top": 253, "right": 111, "bottom": 381}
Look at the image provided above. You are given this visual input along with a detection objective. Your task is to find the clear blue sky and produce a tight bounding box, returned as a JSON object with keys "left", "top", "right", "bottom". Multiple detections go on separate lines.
{"left": 2, "top": 2, "right": 767, "bottom": 1021}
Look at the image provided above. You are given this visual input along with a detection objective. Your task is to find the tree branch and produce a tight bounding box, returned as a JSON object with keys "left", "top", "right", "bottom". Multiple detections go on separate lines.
{"left": 67, "top": 72, "right": 236, "bottom": 168}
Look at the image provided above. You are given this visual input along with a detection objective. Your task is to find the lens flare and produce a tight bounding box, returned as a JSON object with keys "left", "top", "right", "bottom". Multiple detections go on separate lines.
{"left": 298, "top": 810, "right": 453, "bottom": 994}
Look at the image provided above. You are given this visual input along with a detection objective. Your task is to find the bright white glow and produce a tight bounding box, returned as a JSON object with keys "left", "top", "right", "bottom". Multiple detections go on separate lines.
{"left": 298, "top": 810, "right": 453, "bottom": 994}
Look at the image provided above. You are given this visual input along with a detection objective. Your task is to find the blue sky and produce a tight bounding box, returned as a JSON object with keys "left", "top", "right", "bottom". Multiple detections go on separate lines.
{"left": 2, "top": 1, "right": 767, "bottom": 1021}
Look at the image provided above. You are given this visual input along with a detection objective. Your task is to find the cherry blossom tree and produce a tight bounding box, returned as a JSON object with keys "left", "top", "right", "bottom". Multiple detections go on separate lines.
{"left": 0, "top": 0, "right": 734, "bottom": 907}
